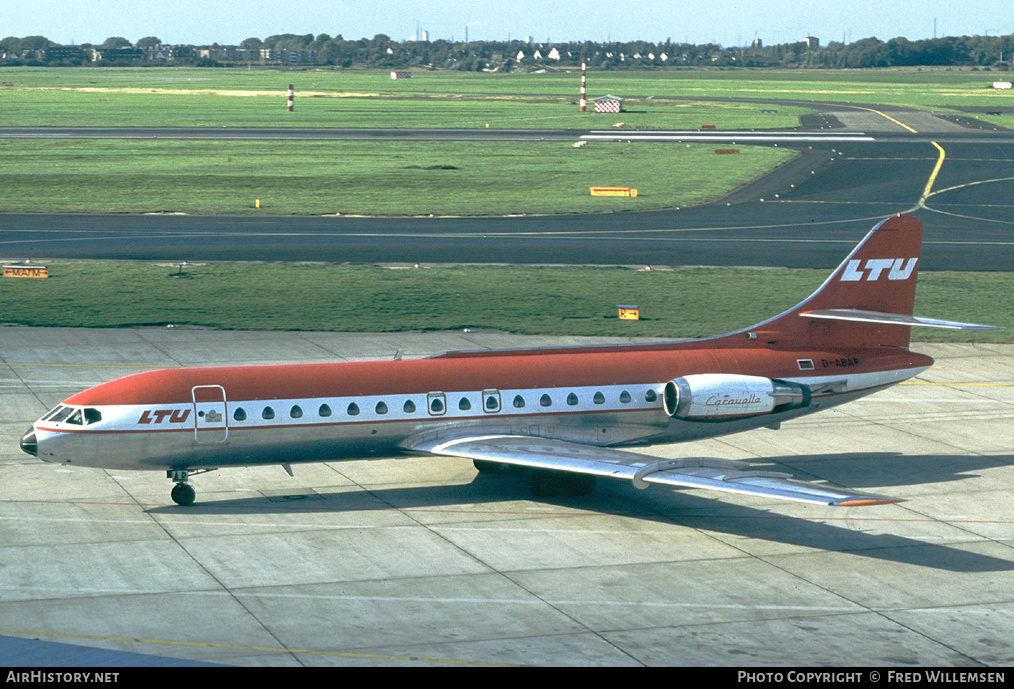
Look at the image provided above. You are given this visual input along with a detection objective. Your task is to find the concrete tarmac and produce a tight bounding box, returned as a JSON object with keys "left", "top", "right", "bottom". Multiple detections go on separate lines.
{"left": 1, "top": 327, "right": 1012, "bottom": 666}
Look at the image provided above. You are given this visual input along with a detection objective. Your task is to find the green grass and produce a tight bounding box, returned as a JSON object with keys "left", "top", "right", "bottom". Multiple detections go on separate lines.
{"left": 0, "top": 261, "right": 1009, "bottom": 342}
{"left": 3, "top": 66, "right": 1012, "bottom": 129}
{"left": 0, "top": 139, "right": 795, "bottom": 215}
{"left": 1, "top": 66, "right": 1010, "bottom": 216}
{"left": 0, "top": 69, "right": 1006, "bottom": 341}
{"left": 0, "top": 83, "right": 812, "bottom": 130}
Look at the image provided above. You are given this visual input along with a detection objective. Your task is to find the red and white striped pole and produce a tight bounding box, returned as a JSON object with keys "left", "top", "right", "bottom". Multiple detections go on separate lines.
{"left": 287, "top": 84, "right": 294, "bottom": 112}
{"left": 579, "top": 61, "right": 587, "bottom": 112}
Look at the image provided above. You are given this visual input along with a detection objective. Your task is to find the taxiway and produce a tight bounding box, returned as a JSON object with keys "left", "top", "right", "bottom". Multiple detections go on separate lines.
{"left": 1, "top": 105, "right": 1013, "bottom": 270}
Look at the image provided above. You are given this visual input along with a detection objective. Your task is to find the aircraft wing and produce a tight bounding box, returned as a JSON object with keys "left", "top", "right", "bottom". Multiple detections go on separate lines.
{"left": 405, "top": 434, "right": 901, "bottom": 507}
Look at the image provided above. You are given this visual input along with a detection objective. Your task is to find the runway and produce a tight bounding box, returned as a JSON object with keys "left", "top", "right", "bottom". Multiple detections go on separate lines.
{"left": 1, "top": 108, "right": 1013, "bottom": 271}
{"left": 1, "top": 327, "right": 1011, "bottom": 666}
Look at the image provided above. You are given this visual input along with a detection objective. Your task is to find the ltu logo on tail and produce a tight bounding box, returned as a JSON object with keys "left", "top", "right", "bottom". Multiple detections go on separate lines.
{"left": 840, "top": 258, "right": 917, "bottom": 282}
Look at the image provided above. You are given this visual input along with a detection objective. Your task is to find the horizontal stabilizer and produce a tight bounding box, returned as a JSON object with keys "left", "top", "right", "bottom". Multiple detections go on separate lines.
{"left": 407, "top": 434, "right": 902, "bottom": 507}
{"left": 802, "top": 308, "right": 1001, "bottom": 331}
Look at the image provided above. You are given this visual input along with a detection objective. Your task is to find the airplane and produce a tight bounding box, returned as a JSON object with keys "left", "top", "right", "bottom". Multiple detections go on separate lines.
{"left": 20, "top": 214, "right": 998, "bottom": 508}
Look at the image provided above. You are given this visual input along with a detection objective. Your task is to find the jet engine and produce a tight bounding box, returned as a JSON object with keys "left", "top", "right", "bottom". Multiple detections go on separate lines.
{"left": 663, "top": 373, "right": 810, "bottom": 420}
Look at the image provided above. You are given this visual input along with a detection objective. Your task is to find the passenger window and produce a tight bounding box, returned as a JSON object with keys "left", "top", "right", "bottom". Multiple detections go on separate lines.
{"left": 376, "top": 401, "right": 388, "bottom": 415}
{"left": 593, "top": 392, "right": 605, "bottom": 405}
{"left": 234, "top": 408, "right": 247, "bottom": 422}
{"left": 430, "top": 397, "right": 444, "bottom": 413}
{"left": 262, "top": 407, "right": 275, "bottom": 420}
{"left": 485, "top": 395, "right": 500, "bottom": 412}
{"left": 404, "top": 400, "right": 416, "bottom": 413}
{"left": 619, "top": 391, "right": 631, "bottom": 404}
{"left": 566, "top": 393, "right": 579, "bottom": 406}
{"left": 458, "top": 397, "right": 471, "bottom": 411}
{"left": 319, "top": 404, "right": 332, "bottom": 417}
{"left": 540, "top": 394, "right": 552, "bottom": 407}
{"left": 513, "top": 395, "right": 525, "bottom": 408}
{"left": 645, "top": 390, "right": 657, "bottom": 402}
{"left": 290, "top": 405, "right": 303, "bottom": 419}
{"left": 347, "top": 402, "right": 360, "bottom": 416}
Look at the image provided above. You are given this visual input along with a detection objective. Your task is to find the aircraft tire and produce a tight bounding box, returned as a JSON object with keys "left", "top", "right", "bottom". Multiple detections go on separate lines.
{"left": 171, "top": 482, "right": 196, "bottom": 506}
{"left": 473, "top": 459, "right": 510, "bottom": 474}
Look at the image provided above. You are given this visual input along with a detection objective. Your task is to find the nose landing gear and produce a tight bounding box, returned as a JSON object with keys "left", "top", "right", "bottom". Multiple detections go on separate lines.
{"left": 170, "top": 480, "right": 196, "bottom": 506}
{"left": 167, "top": 468, "right": 215, "bottom": 506}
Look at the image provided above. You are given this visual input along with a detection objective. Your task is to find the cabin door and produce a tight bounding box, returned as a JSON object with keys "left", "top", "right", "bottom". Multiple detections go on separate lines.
{"left": 192, "top": 385, "right": 229, "bottom": 444}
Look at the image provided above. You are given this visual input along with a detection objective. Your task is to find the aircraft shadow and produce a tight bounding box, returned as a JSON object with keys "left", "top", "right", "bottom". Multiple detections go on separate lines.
{"left": 144, "top": 451, "right": 1014, "bottom": 573}
{"left": 760, "top": 451, "right": 1014, "bottom": 491}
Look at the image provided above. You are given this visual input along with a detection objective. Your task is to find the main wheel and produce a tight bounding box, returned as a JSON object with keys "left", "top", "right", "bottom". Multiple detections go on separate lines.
{"left": 171, "top": 482, "right": 196, "bottom": 506}
{"left": 473, "top": 459, "right": 510, "bottom": 474}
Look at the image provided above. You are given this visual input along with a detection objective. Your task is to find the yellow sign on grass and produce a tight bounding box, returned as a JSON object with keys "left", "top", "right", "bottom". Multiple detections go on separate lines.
{"left": 590, "top": 187, "right": 637, "bottom": 197}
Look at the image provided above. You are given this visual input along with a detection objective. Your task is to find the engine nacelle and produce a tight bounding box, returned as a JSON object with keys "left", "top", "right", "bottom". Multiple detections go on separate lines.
{"left": 662, "top": 374, "right": 810, "bottom": 420}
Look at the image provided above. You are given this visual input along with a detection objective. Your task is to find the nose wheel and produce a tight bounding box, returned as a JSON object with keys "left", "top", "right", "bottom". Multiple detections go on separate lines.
{"left": 170, "top": 481, "right": 196, "bottom": 506}
{"left": 167, "top": 469, "right": 214, "bottom": 506}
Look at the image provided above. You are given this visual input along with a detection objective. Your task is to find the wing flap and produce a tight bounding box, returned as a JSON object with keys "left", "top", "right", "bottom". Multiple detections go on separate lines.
{"left": 406, "top": 434, "right": 901, "bottom": 507}
{"left": 407, "top": 434, "right": 653, "bottom": 479}
{"left": 639, "top": 467, "right": 901, "bottom": 506}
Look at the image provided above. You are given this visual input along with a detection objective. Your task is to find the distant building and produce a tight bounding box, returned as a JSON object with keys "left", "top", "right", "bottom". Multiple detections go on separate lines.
{"left": 44, "top": 46, "right": 87, "bottom": 62}
{"left": 91, "top": 47, "right": 145, "bottom": 62}
{"left": 804, "top": 36, "right": 819, "bottom": 49}
{"left": 258, "top": 48, "right": 316, "bottom": 64}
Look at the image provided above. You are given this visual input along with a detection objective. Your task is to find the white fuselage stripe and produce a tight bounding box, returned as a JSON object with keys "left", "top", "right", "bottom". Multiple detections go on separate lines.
{"left": 38, "top": 367, "right": 927, "bottom": 437}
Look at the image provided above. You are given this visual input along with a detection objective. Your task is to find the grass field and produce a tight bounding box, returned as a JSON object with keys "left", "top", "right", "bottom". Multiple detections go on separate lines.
{"left": 0, "top": 261, "right": 1009, "bottom": 342}
{"left": 0, "top": 67, "right": 1008, "bottom": 341}
{"left": 0, "top": 138, "right": 794, "bottom": 215}
{"left": 0, "top": 67, "right": 821, "bottom": 215}
{"left": 3, "top": 66, "right": 1012, "bottom": 127}
{"left": 3, "top": 67, "right": 1011, "bottom": 216}
{"left": 0, "top": 67, "right": 816, "bottom": 129}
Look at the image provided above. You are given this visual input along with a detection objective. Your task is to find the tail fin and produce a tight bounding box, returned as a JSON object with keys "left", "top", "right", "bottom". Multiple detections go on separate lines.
{"left": 747, "top": 215, "right": 997, "bottom": 350}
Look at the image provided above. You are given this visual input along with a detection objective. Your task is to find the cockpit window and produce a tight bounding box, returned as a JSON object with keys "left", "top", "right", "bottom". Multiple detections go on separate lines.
{"left": 45, "top": 406, "right": 75, "bottom": 424}
{"left": 42, "top": 406, "right": 67, "bottom": 422}
{"left": 41, "top": 406, "right": 101, "bottom": 425}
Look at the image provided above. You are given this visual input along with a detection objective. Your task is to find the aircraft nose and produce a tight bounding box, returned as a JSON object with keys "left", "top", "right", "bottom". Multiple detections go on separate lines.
{"left": 20, "top": 429, "right": 38, "bottom": 457}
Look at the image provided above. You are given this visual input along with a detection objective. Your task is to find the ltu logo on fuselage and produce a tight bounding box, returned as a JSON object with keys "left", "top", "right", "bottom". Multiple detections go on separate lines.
{"left": 139, "top": 409, "right": 191, "bottom": 424}
{"left": 840, "top": 258, "right": 917, "bottom": 282}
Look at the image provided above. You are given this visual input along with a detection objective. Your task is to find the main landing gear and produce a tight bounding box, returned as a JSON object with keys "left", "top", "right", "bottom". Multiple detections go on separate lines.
{"left": 473, "top": 459, "right": 596, "bottom": 498}
{"left": 168, "top": 469, "right": 215, "bottom": 506}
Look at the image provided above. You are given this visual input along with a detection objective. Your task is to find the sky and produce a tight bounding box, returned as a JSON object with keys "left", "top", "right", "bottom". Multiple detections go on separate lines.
{"left": 5, "top": 0, "right": 1013, "bottom": 48}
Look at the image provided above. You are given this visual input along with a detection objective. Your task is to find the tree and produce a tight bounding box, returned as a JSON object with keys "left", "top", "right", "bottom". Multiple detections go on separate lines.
{"left": 101, "top": 37, "right": 132, "bottom": 49}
